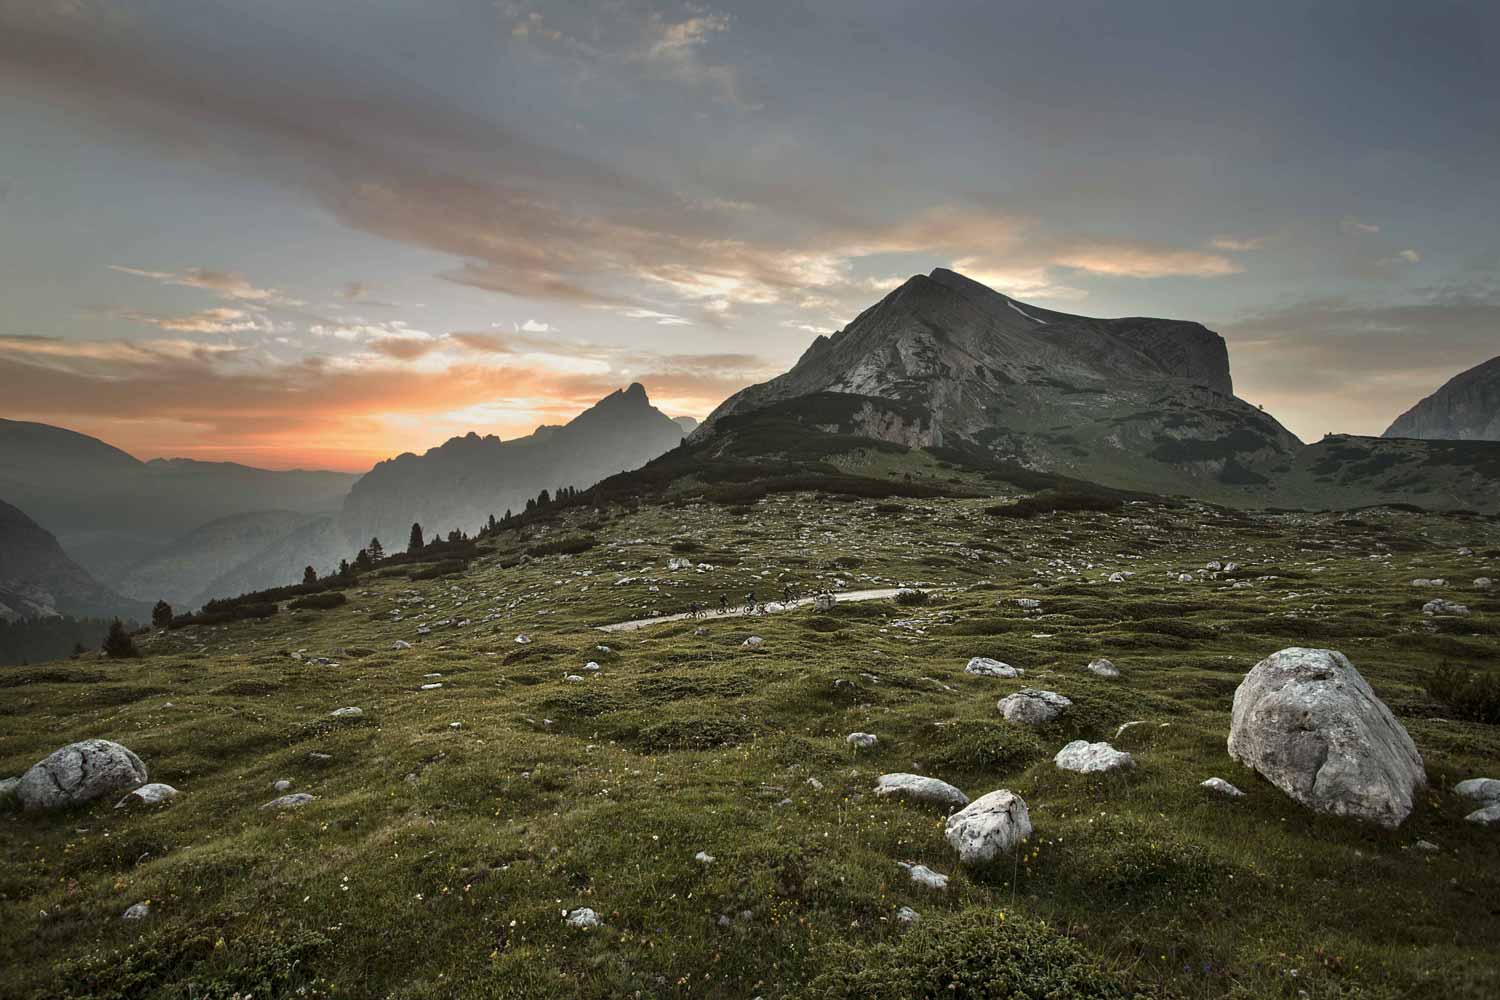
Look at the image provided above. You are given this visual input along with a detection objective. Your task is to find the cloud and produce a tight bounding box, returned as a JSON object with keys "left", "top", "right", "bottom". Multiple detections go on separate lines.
{"left": 1209, "top": 236, "right": 1265, "bottom": 251}
{"left": 109, "top": 264, "right": 300, "bottom": 305}
{"left": 1048, "top": 243, "right": 1241, "bottom": 279}
{"left": 339, "top": 281, "right": 367, "bottom": 300}
{"left": 622, "top": 307, "right": 692, "bottom": 326}
{"left": 117, "top": 306, "right": 274, "bottom": 334}
{"left": 369, "top": 336, "right": 441, "bottom": 361}
{"left": 1341, "top": 217, "right": 1382, "bottom": 234}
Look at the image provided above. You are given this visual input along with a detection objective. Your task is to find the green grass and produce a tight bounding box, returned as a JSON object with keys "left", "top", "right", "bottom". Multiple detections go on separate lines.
{"left": 2, "top": 489, "right": 1498, "bottom": 998}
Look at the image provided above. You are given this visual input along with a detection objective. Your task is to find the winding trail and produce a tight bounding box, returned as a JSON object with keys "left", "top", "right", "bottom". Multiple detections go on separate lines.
{"left": 596, "top": 587, "right": 912, "bottom": 633}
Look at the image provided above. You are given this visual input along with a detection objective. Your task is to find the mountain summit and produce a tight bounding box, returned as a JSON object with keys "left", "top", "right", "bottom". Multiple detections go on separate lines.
{"left": 696, "top": 268, "right": 1297, "bottom": 494}
{"left": 1383, "top": 355, "right": 1500, "bottom": 441}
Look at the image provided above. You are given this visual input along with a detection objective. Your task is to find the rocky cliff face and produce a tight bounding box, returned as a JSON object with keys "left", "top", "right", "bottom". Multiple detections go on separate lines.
{"left": 695, "top": 268, "right": 1295, "bottom": 493}
{"left": 0, "top": 499, "right": 147, "bottom": 621}
{"left": 1383, "top": 356, "right": 1500, "bottom": 441}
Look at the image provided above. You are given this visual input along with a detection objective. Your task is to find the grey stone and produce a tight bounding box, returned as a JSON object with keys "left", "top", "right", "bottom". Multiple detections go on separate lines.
{"left": 16, "top": 739, "right": 149, "bottom": 811}
{"left": 944, "top": 789, "right": 1032, "bottom": 864}
{"left": 1055, "top": 740, "right": 1134, "bottom": 774}
{"left": 846, "top": 732, "right": 878, "bottom": 749}
{"left": 997, "top": 688, "right": 1072, "bottom": 725}
{"left": 1200, "top": 777, "right": 1244, "bottom": 797}
{"left": 895, "top": 905, "right": 921, "bottom": 925}
{"left": 965, "top": 656, "right": 1021, "bottom": 678}
{"left": 1465, "top": 803, "right": 1500, "bottom": 827}
{"left": 1085, "top": 658, "right": 1119, "bottom": 679}
{"left": 122, "top": 902, "right": 151, "bottom": 920}
{"left": 875, "top": 773, "right": 969, "bottom": 811}
{"left": 273, "top": 779, "right": 292, "bottom": 792}
{"left": 115, "top": 783, "right": 179, "bottom": 809}
{"left": 330, "top": 706, "right": 363, "bottom": 718}
{"left": 742, "top": 635, "right": 764, "bottom": 648}
{"left": 261, "top": 793, "right": 315, "bottom": 810}
{"left": 1228, "top": 647, "right": 1425, "bottom": 828}
{"left": 1454, "top": 777, "right": 1500, "bottom": 804}
{"left": 1422, "top": 598, "right": 1470, "bottom": 616}
{"left": 896, "top": 861, "right": 948, "bottom": 890}
{"left": 566, "top": 906, "right": 601, "bottom": 929}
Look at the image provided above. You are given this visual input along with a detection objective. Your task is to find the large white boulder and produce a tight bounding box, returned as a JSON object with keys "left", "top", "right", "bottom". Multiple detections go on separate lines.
{"left": 875, "top": 773, "right": 969, "bottom": 811}
{"left": 997, "top": 689, "right": 1071, "bottom": 725}
{"left": 1228, "top": 647, "right": 1425, "bottom": 828}
{"left": 15, "top": 739, "right": 148, "bottom": 811}
{"left": 944, "top": 790, "right": 1031, "bottom": 865}
{"left": 1454, "top": 778, "right": 1500, "bottom": 804}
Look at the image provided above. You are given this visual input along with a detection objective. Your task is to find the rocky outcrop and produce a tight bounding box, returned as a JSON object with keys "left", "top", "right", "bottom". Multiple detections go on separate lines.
{"left": 944, "top": 789, "right": 1032, "bottom": 865}
{"left": 15, "top": 739, "right": 148, "bottom": 811}
{"left": 1228, "top": 647, "right": 1426, "bottom": 828}
{"left": 1384, "top": 356, "right": 1500, "bottom": 441}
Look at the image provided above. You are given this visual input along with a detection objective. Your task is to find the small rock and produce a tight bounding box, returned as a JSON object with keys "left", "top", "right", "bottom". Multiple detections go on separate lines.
{"left": 997, "top": 689, "right": 1072, "bottom": 725}
{"left": 965, "top": 656, "right": 1021, "bottom": 678}
{"left": 944, "top": 789, "right": 1031, "bottom": 865}
{"left": 114, "top": 783, "right": 179, "bottom": 809}
{"left": 896, "top": 905, "right": 921, "bottom": 925}
{"left": 392, "top": 640, "right": 412, "bottom": 650}
{"left": 566, "top": 907, "right": 602, "bottom": 929}
{"left": 742, "top": 635, "right": 764, "bottom": 648}
{"left": 1466, "top": 804, "right": 1500, "bottom": 827}
{"left": 1474, "top": 577, "right": 1493, "bottom": 590}
{"left": 846, "top": 732, "right": 878, "bottom": 749}
{"left": 896, "top": 861, "right": 949, "bottom": 890}
{"left": 273, "top": 779, "right": 292, "bottom": 792}
{"left": 1013, "top": 598, "right": 1041, "bottom": 609}
{"left": 1200, "top": 777, "right": 1244, "bottom": 797}
{"left": 515, "top": 634, "right": 532, "bottom": 644}
{"left": 875, "top": 773, "right": 969, "bottom": 811}
{"left": 421, "top": 682, "right": 443, "bottom": 690}
{"left": 1054, "top": 740, "right": 1134, "bottom": 774}
{"left": 261, "top": 793, "right": 315, "bottom": 810}
{"left": 1411, "top": 840, "right": 1439, "bottom": 852}
{"left": 582, "top": 661, "right": 602, "bottom": 671}
{"left": 563, "top": 674, "right": 585, "bottom": 683}
{"left": 330, "top": 706, "right": 363, "bottom": 718}
{"left": 122, "top": 902, "right": 151, "bottom": 920}
{"left": 1177, "top": 573, "right": 1194, "bottom": 583}
{"left": 1085, "top": 658, "right": 1119, "bottom": 679}
{"left": 1454, "top": 778, "right": 1500, "bottom": 804}
{"left": 814, "top": 593, "right": 837, "bottom": 612}
{"left": 694, "top": 851, "right": 715, "bottom": 864}
{"left": 1422, "top": 598, "right": 1470, "bottom": 617}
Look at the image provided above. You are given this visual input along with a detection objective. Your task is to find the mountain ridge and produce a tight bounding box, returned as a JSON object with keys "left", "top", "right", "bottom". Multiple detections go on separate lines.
{"left": 1383, "top": 355, "right": 1500, "bottom": 441}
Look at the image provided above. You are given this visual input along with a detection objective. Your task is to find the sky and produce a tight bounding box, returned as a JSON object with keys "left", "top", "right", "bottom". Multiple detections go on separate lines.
{"left": 1, "top": 0, "right": 1496, "bottom": 471}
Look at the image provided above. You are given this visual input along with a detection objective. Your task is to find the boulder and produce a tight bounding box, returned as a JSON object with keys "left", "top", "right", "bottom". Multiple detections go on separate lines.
{"left": 1228, "top": 647, "right": 1425, "bottom": 828}
{"left": 1422, "top": 599, "right": 1470, "bottom": 616}
{"left": 997, "top": 689, "right": 1071, "bottom": 725}
{"left": 965, "top": 656, "right": 1021, "bottom": 678}
{"left": 944, "top": 789, "right": 1032, "bottom": 865}
{"left": 115, "top": 783, "right": 179, "bottom": 809}
{"left": 845, "top": 732, "right": 878, "bottom": 749}
{"left": 875, "top": 773, "right": 969, "bottom": 811}
{"left": 330, "top": 706, "right": 364, "bottom": 718}
{"left": 1200, "top": 777, "right": 1244, "bottom": 797}
{"left": 566, "top": 906, "right": 602, "bottom": 929}
{"left": 1475, "top": 577, "right": 1493, "bottom": 590}
{"left": 261, "top": 793, "right": 316, "bottom": 810}
{"left": 896, "top": 861, "right": 948, "bottom": 890}
{"left": 1055, "top": 740, "right": 1134, "bottom": 774}
{"left": 1466, "top": 804, "right": 1500, "bottom": 827}
{"left": 814, "top": 593, "right": 837, "bottom": 612}
{"left": 742, "top": 636, "right": 763, "bottom": 649}
{"left": 895, "top": 906, "right": 921, "bottom": 925}
{"left": 1454, "top": 778, "right": 1500, "bottom": 804}
{"left": 16, "top": 739, "right": 148, "bottom": 811}
{"left": 1085, "top": 658, "right": 1119, "bottom": 679}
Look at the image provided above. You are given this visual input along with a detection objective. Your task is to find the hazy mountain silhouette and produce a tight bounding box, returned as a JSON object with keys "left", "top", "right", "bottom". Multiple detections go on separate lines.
{"left": 0, "top": 498, "right": 149, "bottom": 622}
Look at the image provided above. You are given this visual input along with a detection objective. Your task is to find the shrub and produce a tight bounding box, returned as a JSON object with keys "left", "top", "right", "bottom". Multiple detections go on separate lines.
{"left": 894, "top": 588, "right": 930, "bottom": 606}
{"left": 408, "top": 559, "right": 467, "bottom": 581}
{"left": 288, "top": 592, "right": 347, "bottom": 611}
{"left": 797, "top": 908, "right": 1142, "bottom": 999}
{"left": 1426, "top": 663, "right": 1500, "bottom": 724}
{"left": 102, "top": 619, "right": 140, "bottom": 659}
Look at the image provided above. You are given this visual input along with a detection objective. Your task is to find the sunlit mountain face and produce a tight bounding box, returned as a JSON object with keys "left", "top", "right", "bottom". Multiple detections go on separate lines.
{"left": 3, "top": 1, "right": 1498, "bottom": 470}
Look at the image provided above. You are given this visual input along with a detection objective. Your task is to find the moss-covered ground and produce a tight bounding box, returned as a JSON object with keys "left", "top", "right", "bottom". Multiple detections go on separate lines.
{"left": 3, "top": 475, "right": 1498, "bottom": 999}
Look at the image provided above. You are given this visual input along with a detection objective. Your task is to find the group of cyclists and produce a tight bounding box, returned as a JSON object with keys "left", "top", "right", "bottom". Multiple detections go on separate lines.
{"left": 685, "top": 583, "right": 821, "bottom": 618}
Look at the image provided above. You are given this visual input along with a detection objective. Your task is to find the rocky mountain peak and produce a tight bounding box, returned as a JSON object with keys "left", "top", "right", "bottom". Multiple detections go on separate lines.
{"left": 1383, "top": 355, "right": 1500, "bottom": 441}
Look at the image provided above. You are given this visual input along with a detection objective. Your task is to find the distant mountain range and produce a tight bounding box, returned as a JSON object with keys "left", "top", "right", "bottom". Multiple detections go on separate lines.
{"left": 0, "top": 499, "right": 149, "bottom": 622}
{"left": 1384, "top": 355, "right": 1500, "bottom": 441}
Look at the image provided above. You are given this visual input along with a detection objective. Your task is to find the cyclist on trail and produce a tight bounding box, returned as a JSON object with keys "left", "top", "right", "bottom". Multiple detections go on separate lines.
{"left": 745, "top": 590, "right": 756, "bottom": 614}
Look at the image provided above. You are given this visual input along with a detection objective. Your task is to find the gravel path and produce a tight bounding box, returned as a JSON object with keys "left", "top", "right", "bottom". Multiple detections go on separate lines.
{"left": 597, "top": 587, "right": 912, "bottom": 632}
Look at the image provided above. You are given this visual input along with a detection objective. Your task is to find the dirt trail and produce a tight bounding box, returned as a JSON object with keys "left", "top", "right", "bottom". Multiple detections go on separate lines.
{"left": 596, "top": 587, "right": 911, "bottom": 632}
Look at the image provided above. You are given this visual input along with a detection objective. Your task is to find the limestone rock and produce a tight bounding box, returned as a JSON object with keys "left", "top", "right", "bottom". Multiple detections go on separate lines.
{"left": 1454, "top": 778, "right": 1500, "bottom": 804}
{"left": 261, "top": 792, "right": 315, "bottom": 810}
{"left": 944, "top": 789, "right": 1031, "bottom": 864}
{"left": 896, "top": 861, "right": 948, "bottom": 890}
{"left": 1085, "top": 658, "right": 1119, "bottom": 678}
{"left": 566, "top": 906, "right": 601, "bottom": 929}
{"left": 814, "top": 593, "right": 837, "bottom": 612}
{"left": 16, "top": 739, "right": 148, "bottom": 811}
{"left": 1466, "top": 803, "right": 1500, "bottom": 827}
{"left": 1227, "top": 647, "right": 1425, "bottom": 828}
{"left": 1055, "top": 740, "right": 1134, "bottom": 774}
{"left": 895, "top": 905, "right": 921, "bottom": 925}
{"left": 965, "top": 656, "right": 1021, "bottom": 678}
{"left": 875, "top": 773, "right": 969, "bottom": 811}
{"left": 122, "top": 902, "right": 151, "bottom": 920}
{"left": 1200, "top": 777, "right": 1244, "bottom": 797}
{"left": 1422, "top": 598, "right": 1470, "bottom": 616}
{"left": 997, "top": 688, "right": 1071, "bottom": 725}
{"left": 115, "top": 783, "right": 179, "bottom": 809}
{"left": 330, "top": 706, "right": 364, "bottom": 718}
{"left": 742, "top": 635, "right": 763, "bottom": 648}
{"left": 845, "top": 732, "right": 878, "bottom": 749}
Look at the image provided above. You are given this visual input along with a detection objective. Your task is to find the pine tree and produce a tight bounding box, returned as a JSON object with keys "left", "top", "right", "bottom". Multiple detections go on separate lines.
{"left": 103, "top": 619, "right": 140, "bottom": 659}
{"left": 303, "top": 565, "right": 318, "bottom": 585}
{"left": 151, "top": 600, "right": 173, "bottom": 629}
{"left": 369, "top": 537, "right": 385, "bottom": 561}
{"left": 409, "top": 522, "right": 424, "bottom": 552}
{"left": 354, "top": 548, "right": 372, "bottom": 570}
{"left": 487, "top": 514, "right": 497, "bottom": 532}
{"left": 338, "top": 558, "right": 352, "bottom": 579}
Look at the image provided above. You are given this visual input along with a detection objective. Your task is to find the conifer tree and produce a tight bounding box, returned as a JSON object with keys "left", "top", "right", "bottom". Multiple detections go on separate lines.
{"left": 151, "top": 600, "right": 173, "bottom": 629}
{"left": 103, "top": 619, "right": 140, "bottom": 659}
{"left": 303, "top": 566, "right": 318, "bottom": 585}
{"left": 409, "top": 522, "right": 424, "bottom": 552}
